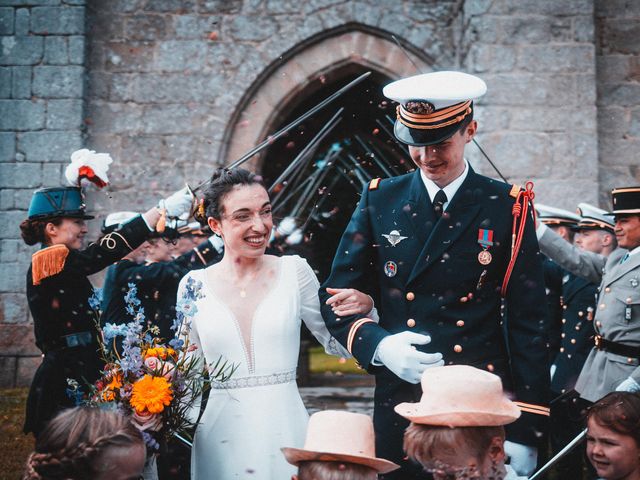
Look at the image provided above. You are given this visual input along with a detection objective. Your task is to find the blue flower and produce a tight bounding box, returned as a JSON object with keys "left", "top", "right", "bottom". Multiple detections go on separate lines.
{"left": 169, "top": 337, "right": 184, "bottom": 350}
{"left": 103, "top": 323, "right": 128, "bottom": 342}
{"left": 88, "top": 287, "right": 102, "bottom": 311}
{"left": 176, "top": 297, "right": 198, "bottom": 318}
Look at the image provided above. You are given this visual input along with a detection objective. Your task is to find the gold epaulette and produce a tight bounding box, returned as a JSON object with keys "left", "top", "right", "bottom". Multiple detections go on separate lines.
{"left": 509, "top": 184, "right": 521, "bottom": 199}
{"left": 369, "top": 178, "right": 381, "bottom": 190}
{"left": 32, "top": 244, "right": 69, "bottom": 285}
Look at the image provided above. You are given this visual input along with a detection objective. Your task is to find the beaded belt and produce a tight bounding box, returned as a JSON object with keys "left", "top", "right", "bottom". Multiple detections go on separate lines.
{"left": 211, "top": 369, "right": 297, "bottom": 390}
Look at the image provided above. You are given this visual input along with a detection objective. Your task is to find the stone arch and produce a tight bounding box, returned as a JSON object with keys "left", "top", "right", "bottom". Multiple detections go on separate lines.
{"left": 219, "top": 23, "right": 435, "bottom": 169}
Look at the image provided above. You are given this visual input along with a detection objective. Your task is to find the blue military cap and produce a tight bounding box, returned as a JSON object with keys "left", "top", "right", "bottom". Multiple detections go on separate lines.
{"left": 574, "top": 203, "right": 614, "bottom": 233}
{"left": 27, "top": 187, "right": 94, "bottom": 220}
{"left": 609, "top": 186, "right": 640, "bottom": 216}
{"left": 383, "top": 71, "right": 487, "bottom": 146}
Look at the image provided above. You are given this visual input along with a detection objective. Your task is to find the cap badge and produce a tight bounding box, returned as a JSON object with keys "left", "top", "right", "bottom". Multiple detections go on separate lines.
{"left": 382, "top": 230, "right": 408, "bottom": 247}
{"left": 384, "top": 261, "right": 398, "bottom": 277}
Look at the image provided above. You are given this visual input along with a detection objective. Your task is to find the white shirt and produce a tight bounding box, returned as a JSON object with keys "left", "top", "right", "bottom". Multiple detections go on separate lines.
{"left": 419, "top": 160, "right": 469, "bottom": 211}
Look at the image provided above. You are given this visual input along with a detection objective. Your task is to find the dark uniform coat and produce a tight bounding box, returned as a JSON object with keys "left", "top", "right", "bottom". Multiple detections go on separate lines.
{"left": 102, "top": 240, "right": 222, "bottom": 340}
{"left": 24, "top": 216, "right": 149, "bottom": 435}
{"left": 551, "top": 273, "right": 597, "bottom": 395}
{"left": 320, "top": 167, "right": 550, "bottom": 477}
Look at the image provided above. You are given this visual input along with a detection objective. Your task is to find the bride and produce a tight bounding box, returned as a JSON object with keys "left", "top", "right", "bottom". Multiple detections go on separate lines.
{"left": 178, "top": 168, "right": 374, "bottom": 479}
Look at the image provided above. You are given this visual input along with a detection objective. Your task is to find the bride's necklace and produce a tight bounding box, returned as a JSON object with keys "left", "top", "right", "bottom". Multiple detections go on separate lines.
{"left": 231, "top": 266, "right": 262, "bottom": 298}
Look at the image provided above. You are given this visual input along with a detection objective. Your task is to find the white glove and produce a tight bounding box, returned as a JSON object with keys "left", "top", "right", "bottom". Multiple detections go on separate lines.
{"left": 276, "top": 216, "right": 297, "bottom": 236}
{"left": 504, "top": 441, "right": 537, "bottom": 477}
{"left": 158, "top": 187, "right": 194, "bottom": 220}
{"left": 208, "top": 234, "right": 224, "bottom": 254}
{"left": 550, "top": 364, "right": 557, "bottom": 382}
{"left": 285, "top": 228, "right": 303, "bottom": 246}
{"left": 616, "top": 376, "right": 640, "bottom": 392}
{"left": 374, "top": 332, "right": 443, "bottom": 384}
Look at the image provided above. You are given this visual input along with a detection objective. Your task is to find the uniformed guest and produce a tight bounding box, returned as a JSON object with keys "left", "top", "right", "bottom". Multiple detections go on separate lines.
{"left": 536, "top": 187, "right": 640, "bottom": 405}
{"left": 102, "top": 221, "right": 223, "bottom": 342}
{"left": 320, "top": 71, "right": 550, "bottom": 479}
{"left": 549, "top": 203, "right": 616, "bottom": 478}
{"left": 536, "top": 204, "right": 581, "bottom": 358}
{"left": 19, "top": 185, "right": 194, "bottom": 436}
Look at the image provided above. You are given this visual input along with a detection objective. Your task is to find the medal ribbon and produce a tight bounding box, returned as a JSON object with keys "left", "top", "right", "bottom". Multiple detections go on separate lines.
{"left": 477, "top": 229, "right": 494, "bottom": 249}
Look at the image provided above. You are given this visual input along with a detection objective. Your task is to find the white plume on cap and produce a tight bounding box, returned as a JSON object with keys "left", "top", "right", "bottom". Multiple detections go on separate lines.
{"left": 65, "top": 149, "right": 113, "bottom": 188}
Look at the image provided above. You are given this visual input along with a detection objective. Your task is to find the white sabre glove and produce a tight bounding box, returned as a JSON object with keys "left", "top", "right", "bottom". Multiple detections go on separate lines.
{"left": 374, "top": 331, "right": 444, "bottom": 384}
{"left": 616, "top": 376, "right": 640, "bottom": 392}
{"left": 158, "top": 187, "right": 194, "bottom": 220}
{"left": 277, "top": 216, "right": 297, "bottom": 236}
{"left": 208, "top": 235, "right": 224, "bottom": 254}
{"left": 504, "top": 441, "right": 538, "bottom": 477}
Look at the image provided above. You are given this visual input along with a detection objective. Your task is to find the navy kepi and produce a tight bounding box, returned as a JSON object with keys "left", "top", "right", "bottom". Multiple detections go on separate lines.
{"left": 28, "top": 187, "right": 94, "bottom": 220}
{"left": 383, "top": 71, "right": 487, "bottom": 146}
{"left": 610, "top": 186, "right": 640, "bottom": 215}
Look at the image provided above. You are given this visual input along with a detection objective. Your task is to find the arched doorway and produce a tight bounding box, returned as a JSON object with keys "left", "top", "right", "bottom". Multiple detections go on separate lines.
{"left": 221, "top": 25, "right": 432, "bottom": 280}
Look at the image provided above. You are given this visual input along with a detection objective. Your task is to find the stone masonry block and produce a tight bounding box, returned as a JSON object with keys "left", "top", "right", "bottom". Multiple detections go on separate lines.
{"left": 124, "top": 14, "right": 167, "bottom": 40}
{"left": 143, "top": 0, "right": 195, "bottom": 12}
{"left": 0, "top": 212, "right": 27, "bottom": 241}
{"left": 489, "top": 0, "right": 592, "bottom": 16}
{"left": 16, "top": 356, "right": 41, "bottom": 388}
{"left": 104, "top": 42, "right": 155, "bottom": 73}
{"left": 155, "top": 40, "right": 207, "bottom": 72}
{"left": 0, "top": 293, "right": 29, "bottom": 323}
{"left": 18, "top": 131, "right": 82, "bottom": 162}
{"left": 0, "top": 324, "right": 38, "bottom": 357}
{"left": 0, "top": 240, "right": 19, "bottom": 263}
{"left": 47, "top": 98, "right": 84, "bottom": 129}
{"left": 599, "top": 83, "right": 640, "bottom": 107}
{"left": 229, "top": 15, "right": 277, "bottom": 42}
{"left": 628, "top": 108, "right": 640, "bottom": 137}
{"left": 85, "top": 101, "right": 142, "bottom": 134}
{"left": 0, "top": 67, "right": 10, "bottom": 98}
{"left": 31, "top": 6, "right": 85, "bottom": 35}
{"left": 0, "top": 36, "right": 43, "bottom": 65}
{"left": 198, "top": 0, "right": 241, "bottom": 14}
{"left": 0, "top": 99, "right": 45, "bottom": 131}
{"left": 15, "top": 8, "right": 29, "bottom": 35}
{"left": 0, "top": 163, "right": 41, "bottom": 188}
{"left": 172, "top": 14, "right": 215, "bottom": 40}
{"left": 0, "top": 7, "right": 14, "bottom": 35}
{"left": 517, "top": 45, "right": 595, "bottom": 73}
{"left": 33, "top": 65, "right": 84, "bottom": 98}
{"left": 573, "top": 14, "right": 594, "bottom": 42}
{"left": 11, "top": 66, "right": 31, "bottom": 99}
{"left": 0, "top": 189, "right": 13, "bottom": 209}
{"left": 44, "top": 36, "right": 68, "bottom": 65}
{"left": 0, "top": 132, "right": 15, "bottom": 161}
{"left": 68, "top": 35, "right": 85, "bottom": 64}
{"left": 1, "top": 0, "right": 60, "bottom": 5}
{"left": 0, "top": 356, "right": 17, "bottom": 388}
{"left": 41, "top": 162, "right": 63, "bottom": 186}
{"left": 601, "top": 19, "right": 640, "bottom": 55}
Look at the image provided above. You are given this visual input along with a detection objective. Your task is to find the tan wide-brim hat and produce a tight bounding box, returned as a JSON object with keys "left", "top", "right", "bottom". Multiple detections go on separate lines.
{"left": 281, "top": 410, "right": 400, "bottom": 474}
{"left": 395, "top": 365, "right": 521, "bottom": 427}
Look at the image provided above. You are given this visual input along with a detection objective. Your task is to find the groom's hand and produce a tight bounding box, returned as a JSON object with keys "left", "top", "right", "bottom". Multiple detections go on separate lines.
{"left": 325, "top": 287, "right": 374, "bottom": 316}
{"left": 375, "top": 332, "right": 444, "bottom": 384}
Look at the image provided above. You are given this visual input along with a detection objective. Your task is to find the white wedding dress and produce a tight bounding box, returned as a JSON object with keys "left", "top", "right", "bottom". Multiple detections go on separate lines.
{"left": 179, "top": 255, "right": 349, "bottom": 480}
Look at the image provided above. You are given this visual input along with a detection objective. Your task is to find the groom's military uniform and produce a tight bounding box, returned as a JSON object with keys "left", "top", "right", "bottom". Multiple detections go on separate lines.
{"left": 320, "top": 72, "right": 550, "bottom": 478}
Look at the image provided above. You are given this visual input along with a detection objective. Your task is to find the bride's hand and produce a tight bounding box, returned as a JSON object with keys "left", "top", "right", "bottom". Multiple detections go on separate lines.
{"left": 325, "top": 287, "right": 374, "bottom": 317}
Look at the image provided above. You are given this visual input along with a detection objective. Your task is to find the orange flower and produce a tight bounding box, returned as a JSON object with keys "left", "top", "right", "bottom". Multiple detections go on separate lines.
{"left": 106, "top": 371, "right": 123, "bottom": 391}
{"left": 144, "top": 347, "right": 177, "bottom": 360}
{"left": 130, "top": 375, "right": 173, "bottom": 414}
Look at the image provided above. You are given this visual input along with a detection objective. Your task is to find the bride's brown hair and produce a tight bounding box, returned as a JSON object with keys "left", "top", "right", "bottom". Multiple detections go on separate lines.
{"left": 198, "top": 167, "right": 265, "bottom": 223}
{"left": 23, "top": 407, "right": 144, "bottom": 479}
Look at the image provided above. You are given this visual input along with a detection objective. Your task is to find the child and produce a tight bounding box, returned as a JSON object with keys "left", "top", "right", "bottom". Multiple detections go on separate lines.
{"left": 282, "top": 410, "right": 399, "bottom": 479}
{"left": 586, "top": 392, "right": 640, "bottom": 480}
{"left": 396, "top": 365, "right": 527, "bottom": 480}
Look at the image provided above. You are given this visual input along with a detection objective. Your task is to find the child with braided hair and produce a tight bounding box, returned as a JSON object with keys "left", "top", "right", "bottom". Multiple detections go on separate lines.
{"left": 23, "top": 407, "right": 146, "bottom": 480}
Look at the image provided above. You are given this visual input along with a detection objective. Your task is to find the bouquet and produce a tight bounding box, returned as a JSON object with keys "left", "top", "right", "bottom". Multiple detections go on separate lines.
{"left": 84, "top": 277, "right": 236, "bottom": 450}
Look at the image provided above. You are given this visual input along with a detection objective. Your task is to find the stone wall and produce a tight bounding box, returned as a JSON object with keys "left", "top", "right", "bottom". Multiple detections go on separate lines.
{"left": 0, "top": 0, "right": 86, "bottom": 386}
{"left": 595, "top": 0, "right": 640, "bottom": 206}
{"left": 0, "top": 0, "right": 639, "bottom": 387}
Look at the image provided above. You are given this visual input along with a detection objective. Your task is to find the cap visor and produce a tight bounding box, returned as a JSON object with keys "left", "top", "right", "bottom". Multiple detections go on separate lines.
{"left": 394, "top": 121, "right": 464, "bottom": 147}
{"left": 281, "top": 448, "right": 400, "bottom": 473}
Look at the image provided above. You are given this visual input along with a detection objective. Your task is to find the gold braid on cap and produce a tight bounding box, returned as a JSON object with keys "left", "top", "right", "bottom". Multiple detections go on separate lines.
{"left": 397, "top": 100, "right": 472, "bottom": 130}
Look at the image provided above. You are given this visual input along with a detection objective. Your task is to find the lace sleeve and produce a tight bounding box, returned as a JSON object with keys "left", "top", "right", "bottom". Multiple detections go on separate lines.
{"left": 294, "top": 256, "right": 351, "bottom": 358}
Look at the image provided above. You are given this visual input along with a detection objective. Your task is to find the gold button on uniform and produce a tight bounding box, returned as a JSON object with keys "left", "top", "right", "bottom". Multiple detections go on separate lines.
{"left": 406, "top": 292, "right": 415, "bottom": 301}
{"left": 454, "top": 344, "right": 463, "bottom": 353}
{"left": 605, "top": 287, "right": 611, "bottom": 293}
{"left": 456, "top": 320, "right": 465, "bottom": 327}
{"left": 407, "top": 318, "right": 416, "bottom": 328}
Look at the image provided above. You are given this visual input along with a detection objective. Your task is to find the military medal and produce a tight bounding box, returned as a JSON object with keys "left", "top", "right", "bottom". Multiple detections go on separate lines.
{"left": 382, "top": 230, "right": 408, "bottom": 247}
{"left": 384, "top": 261, "right": 397, "bottom": 277}
{"left": 477, "top": 229, "right": 494, "bottom": 265}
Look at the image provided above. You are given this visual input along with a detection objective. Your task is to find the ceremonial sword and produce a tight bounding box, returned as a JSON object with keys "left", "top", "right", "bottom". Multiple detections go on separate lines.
{"left": 528, "top": 429, "right": 587, "bottom": 480}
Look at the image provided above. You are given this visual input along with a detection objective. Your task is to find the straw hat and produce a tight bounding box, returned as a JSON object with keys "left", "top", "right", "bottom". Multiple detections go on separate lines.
{"left": 281, "top": 410, "right": 399, "bottom": 474}
{"left": 394, "top": 365, "right": 521, "bottom": 427}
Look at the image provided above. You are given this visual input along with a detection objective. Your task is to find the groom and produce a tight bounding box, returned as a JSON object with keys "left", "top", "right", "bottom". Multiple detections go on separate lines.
{"left": 320, "top": 71, "right": 550, "bottom": 479}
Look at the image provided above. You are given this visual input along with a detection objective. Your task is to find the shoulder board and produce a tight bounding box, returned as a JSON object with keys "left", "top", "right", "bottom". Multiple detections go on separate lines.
{"left": 369, "top": 178, "right": 381, "bottom": 191}
{"left": 509, "top": 184, "right": 522, "bottom": 199}
{"left": 31, "top": 244, "right": 69, "bottom": 285}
